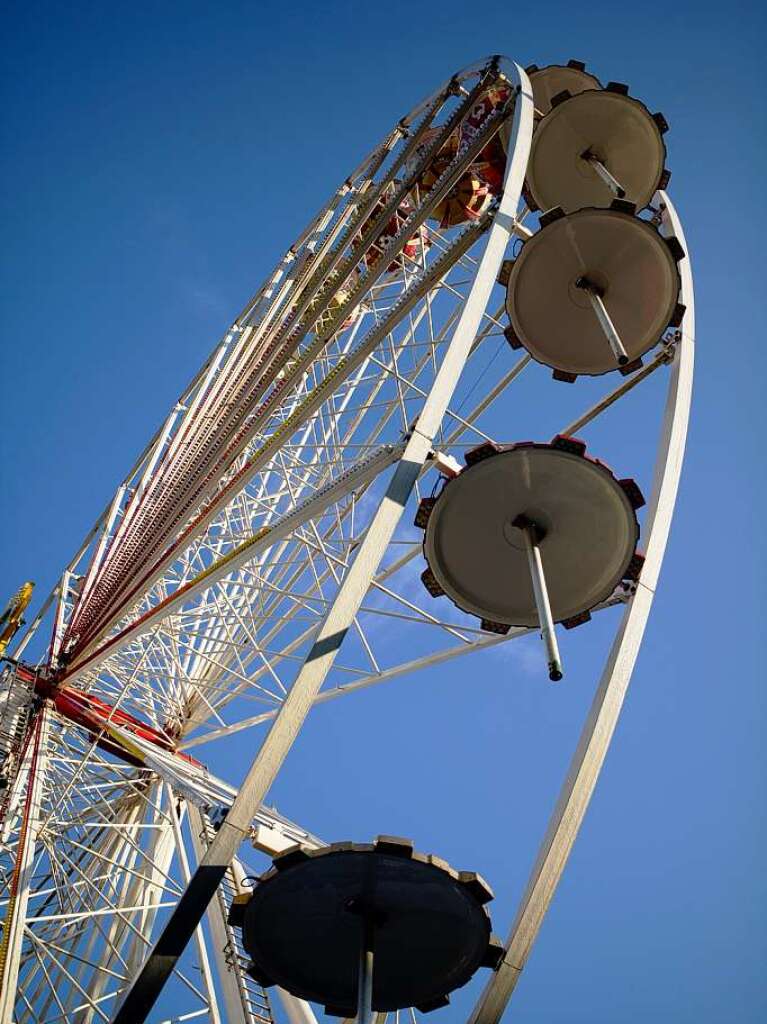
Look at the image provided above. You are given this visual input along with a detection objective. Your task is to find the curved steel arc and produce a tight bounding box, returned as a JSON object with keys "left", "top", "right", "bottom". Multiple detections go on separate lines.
{"left": 109, "top": 61, "right": 534, "bottom": 1024}
{"left": 467, "top": 190, "right": 695, "bottom": 1023}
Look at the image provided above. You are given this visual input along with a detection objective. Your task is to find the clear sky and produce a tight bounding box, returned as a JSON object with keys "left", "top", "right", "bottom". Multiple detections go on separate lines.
{"left": 2, "top": 1, "right": 766, "bottom": 1022}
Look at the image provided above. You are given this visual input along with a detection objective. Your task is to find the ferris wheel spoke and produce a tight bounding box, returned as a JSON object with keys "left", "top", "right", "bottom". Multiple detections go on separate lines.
{"left": 21, "top": 943, "right": 68, "bottom": 1021}
{"left": 124, "top": 299, "right": 460, "bottom": 671}
{"left": 13, "top": 790, "right": 268, "bottom": 1024}
{"left": 157, "top": 627, "right": 287, "bottom": 705}
{"left": 179, "top": 583, "right": 630, "bottom": 755}
{"left": 65, "top": 443, "right": 407, "bottom": 696}
{"left": 283, "top": 527, "right": 473, "bottom": 647}
{"left": 187, "top": 586, "right": 281, "bottom": 694}
{"left": 30, "top": 930, "right": 130, "bottom": 985}
{"left": 70, "top": 203, "right": 496, "bottom": 659}
{"left": 176, "top": 363, "right": 532, "bottom": 737}
{"left": 19, "top": 844, "right": 140, "bottom": 1019}
{"left": 54, "top": 800, "right": 208, "bottom": 1020}
{"left": 15, "top": 772, "right": 302, "bottom": 1022}
{"left": 62, "top": 77, "right": 507, "bottom": 655}
{"left": 55, "top": 825, "right": 183, "bottom": 903}
{"left": 367, "top": 351, "right": 498, "bottom": 444}
{"left": 180, "top": 632, "right": 520, "bottom": 752}
{"left": 24, "top": 929, "right": 112, "bottom": 1022}
{"left": 302, "top": 524, "right": 382, "bottom": 675}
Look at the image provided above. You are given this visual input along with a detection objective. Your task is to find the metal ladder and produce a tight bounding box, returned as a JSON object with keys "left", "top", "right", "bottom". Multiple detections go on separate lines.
{"left": 199, "top": 810, "right": 275, "bottom": 1024}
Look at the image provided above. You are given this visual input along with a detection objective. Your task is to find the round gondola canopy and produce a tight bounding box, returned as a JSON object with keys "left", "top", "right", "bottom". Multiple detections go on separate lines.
{"left": 239, "top": 841, "right": 499, "bottom": 1013}
{"left": 526, "top": 89, "right": 667, "bottom": 213}
{"left": 506, "top": 207, "right": 681, "bottom": 376}
{"left": 528, "top": 62, "right": 601, "bottom": 117}
{"left": 422, "top": 443, "right": 641, "bottom": 626}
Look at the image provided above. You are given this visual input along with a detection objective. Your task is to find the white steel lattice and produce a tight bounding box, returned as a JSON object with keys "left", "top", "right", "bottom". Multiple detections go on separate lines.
{"left": 0, "top": 53, "right": 693, "bottom": 1024}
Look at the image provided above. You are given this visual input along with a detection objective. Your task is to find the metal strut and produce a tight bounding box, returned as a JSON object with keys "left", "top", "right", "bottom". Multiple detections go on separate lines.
{"left": 575, "top": 276, "right": 629, "bottom": 366}
{"left": 514, "top": 517, "right": 563, "bottom": 681}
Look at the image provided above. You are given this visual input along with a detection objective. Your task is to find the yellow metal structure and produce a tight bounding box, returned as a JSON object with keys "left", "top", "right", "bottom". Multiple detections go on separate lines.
{"left": 0, "top": 582, "right": 34, "bottom": 657}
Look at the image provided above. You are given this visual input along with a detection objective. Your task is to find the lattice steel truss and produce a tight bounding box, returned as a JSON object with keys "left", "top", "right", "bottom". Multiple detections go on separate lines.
{"left": 0, "top": 54, "right": 693, "bottom": 1024}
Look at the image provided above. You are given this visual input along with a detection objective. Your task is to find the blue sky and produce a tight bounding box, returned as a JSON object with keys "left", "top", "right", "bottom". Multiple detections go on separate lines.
{"left": 2, "top": 2, "right": 766, "bottom": 1022}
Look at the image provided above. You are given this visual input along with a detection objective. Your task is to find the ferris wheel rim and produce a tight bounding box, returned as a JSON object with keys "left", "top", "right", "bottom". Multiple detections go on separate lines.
{"left": 468, "top": 187, "right": 695, "bottom": 1022}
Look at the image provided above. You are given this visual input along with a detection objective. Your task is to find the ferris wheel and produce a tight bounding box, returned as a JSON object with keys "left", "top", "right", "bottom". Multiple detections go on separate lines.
{"left": 0, "top": 55, "right": 693, "bottom": 1024}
